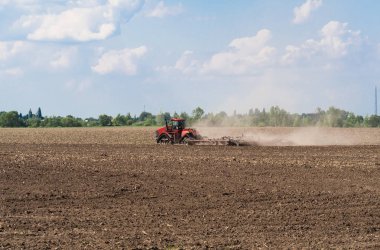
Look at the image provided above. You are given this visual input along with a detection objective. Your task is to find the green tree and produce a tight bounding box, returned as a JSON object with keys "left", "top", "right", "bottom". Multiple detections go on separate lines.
{"left": 192, "top": 107, "right": 204, "bottom": 121}
{"left": 113, "top": 114, "right": 127, "bottom": 126}
{"left": 344, "top": 113, "right": 358, "bottom": 127}
{"left": 124, "top": 113, "right": 134, "bottom": 126}
{"left": 85, "top": 117, "right": 99, "bottom": 127}
{"left": 214, "top": 111, "right": 228, "bottom": 126}
{"left": 356, "top": 115, "right": 364, "bottom": 127}
{"left": 155, "top": 112, "right": 171, "bottom": 126}
{"left": 203, "top": 112, "right": 216, "bottom": 126}
{"left": 0, "top": 111, "right": 24, "bottom": 127}
{"left": 248, "top": 108, "right": 254, "bottom": 116}
{"left": 28, "top": 109, "right": 33, "bottom": 119}
{"left": 269, "top": 106, "right": 280, "bottom": 126}
{"left": 26, "top": 117, "right": 41, "bottom": 127}
{"left": 365, "top": 115, "right": 380, "bottom": 127}
{"left": 36, "top": 107, "right": 43, "bottom": 119}
{"left": 301, "top": 115, "right": 312, "bottom": 126}
{"left": 139, "top": 111, "right": 153, "bottom": 121}
{"left": 143, "top": 116, "right": 157, "bottom": 126}
{"left": 293, "top": 115, "right": 302, "bottom": 127}
{"left": 173, "top": 112, "right": 179, "bottom": 118}
{"left": 179, "top": 112, "right": 189, "bottom": 120}
{"left": 257, "top": 108, "right": 268, "bottom": 126}
{"left": 324, "top": 107, "right": 347, "bottom": 127}
{"left": 41, "top": 117, "right": 63, "bottom": 127}
{"left": 61, "top": 115, "right": 83, "bottom": 127}
{"left": 99, "top": 114, "right": 112, "bottom": 126}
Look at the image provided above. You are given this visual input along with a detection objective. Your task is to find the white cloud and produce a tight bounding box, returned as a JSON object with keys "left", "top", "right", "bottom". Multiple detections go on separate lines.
{"left": 318, "top": 21, "right": 360, "bottom": 57}
{"left": 282, "top": 21, "right": 361, "bottom": 64}
{"left": 155, "top": 50, "right": 201, "bottom": 74}
{"left": 163, "top": 29, "right": 277, "bottom": 76}
{"left": 202, "top": 29, "right": 276, "bottom": 75}
{"left": 174, "top": 51, "right": 200, "bottom": 74}
{"left": 293, "top": 0, "right": 322, "bottom": 24}
{"left": 0, "top": 41, "right": 29, "bottom": 60}
{"left": 282, "top": 45, "right": 303, "bottom": 64}
{"left": 11, "top": 0, "right": 144, "bottom": 42}
{"left": 92, "top": 46, "right": 147, "bottom": 75}
{"left": 0, "top": 41, "right": 80, "bottom": 72}
{"left": 146, "top": 1, "right": 183, "bottom": 18}
{"left": 17, "top": 7, "right": 115, "bottom": 41}
{"left": 50, "top": 47, "right": 77, "bottom": 69}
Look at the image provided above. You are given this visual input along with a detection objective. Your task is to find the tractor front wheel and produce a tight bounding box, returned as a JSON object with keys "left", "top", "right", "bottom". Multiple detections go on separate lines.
{"left": 157, "top": 134, "right": 171, "bottom": 144}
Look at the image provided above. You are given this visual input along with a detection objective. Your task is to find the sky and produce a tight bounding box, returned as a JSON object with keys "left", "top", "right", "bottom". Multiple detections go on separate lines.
{"left": 0, "top": 0, "right": 379, "bottom": 117}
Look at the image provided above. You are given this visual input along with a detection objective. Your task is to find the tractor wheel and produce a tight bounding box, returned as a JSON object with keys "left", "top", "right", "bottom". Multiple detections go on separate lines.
{"left": 181, "top": 135, "right": 194, "bottom": 145}
{"left": 157, "top": 134, "right": 171, "bottom": 144}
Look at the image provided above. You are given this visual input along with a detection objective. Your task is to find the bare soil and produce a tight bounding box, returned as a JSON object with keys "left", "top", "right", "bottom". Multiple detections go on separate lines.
{"left": 0, "top": 127, "right": 379, "bottom": 249}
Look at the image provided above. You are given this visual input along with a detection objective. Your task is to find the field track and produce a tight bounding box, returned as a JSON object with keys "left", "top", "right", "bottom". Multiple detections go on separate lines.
{"left": 0, "top": 127, "right": 379, "bottom": 248}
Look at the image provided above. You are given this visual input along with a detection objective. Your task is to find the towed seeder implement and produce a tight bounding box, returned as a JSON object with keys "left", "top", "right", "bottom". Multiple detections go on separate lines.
{"left": 185, "top": 136, "right": 252, "bottom": 146}
{"left": 155, "top": 118, "right": 252, "bottom": 146}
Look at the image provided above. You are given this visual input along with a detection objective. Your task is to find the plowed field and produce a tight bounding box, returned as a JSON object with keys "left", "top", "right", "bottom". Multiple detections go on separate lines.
{"left": 0, "top": 127, "right": 379, "bottom": 248}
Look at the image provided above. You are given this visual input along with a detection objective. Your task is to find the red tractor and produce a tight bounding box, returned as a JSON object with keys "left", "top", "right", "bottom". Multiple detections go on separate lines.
{"left": 155, "top": 118, "right": 251, "bottom": 146}
{"left": 155, "top": 118, "right": 200, "bottom": 144}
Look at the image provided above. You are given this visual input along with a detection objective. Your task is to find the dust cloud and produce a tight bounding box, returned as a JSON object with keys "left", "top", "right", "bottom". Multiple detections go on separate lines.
{"left": 194, "top": 127, "right": 379, "bottom": 146}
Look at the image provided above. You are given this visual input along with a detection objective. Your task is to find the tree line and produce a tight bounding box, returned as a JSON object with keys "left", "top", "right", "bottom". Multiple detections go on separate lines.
{"left": 0, "top": 106, "right": 379, "bottom": 128}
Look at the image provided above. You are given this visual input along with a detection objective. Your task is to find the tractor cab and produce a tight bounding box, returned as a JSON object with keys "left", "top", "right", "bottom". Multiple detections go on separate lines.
{"left": 168, "top": 118, "right": 185, "bottom": 131}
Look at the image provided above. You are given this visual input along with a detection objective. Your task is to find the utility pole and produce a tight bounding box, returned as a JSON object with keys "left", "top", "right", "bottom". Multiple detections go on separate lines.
{"left": 376, "top": 86, "right": 378, "bottom": 116}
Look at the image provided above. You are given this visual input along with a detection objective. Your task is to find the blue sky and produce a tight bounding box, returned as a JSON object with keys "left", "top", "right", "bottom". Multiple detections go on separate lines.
{"left": 0, "top": 0, "right": 379, "bottom": 117}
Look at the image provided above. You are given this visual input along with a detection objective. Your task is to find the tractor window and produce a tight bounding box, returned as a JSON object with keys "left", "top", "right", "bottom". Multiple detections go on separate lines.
{"left": 172, "top": 121, "right": 179, "bottom": 129}
{"left": 171, "top": 120, "right": 185, "bottom": 130}
{"left": 178, "top": 120, "right": 185, "bottom": 129}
